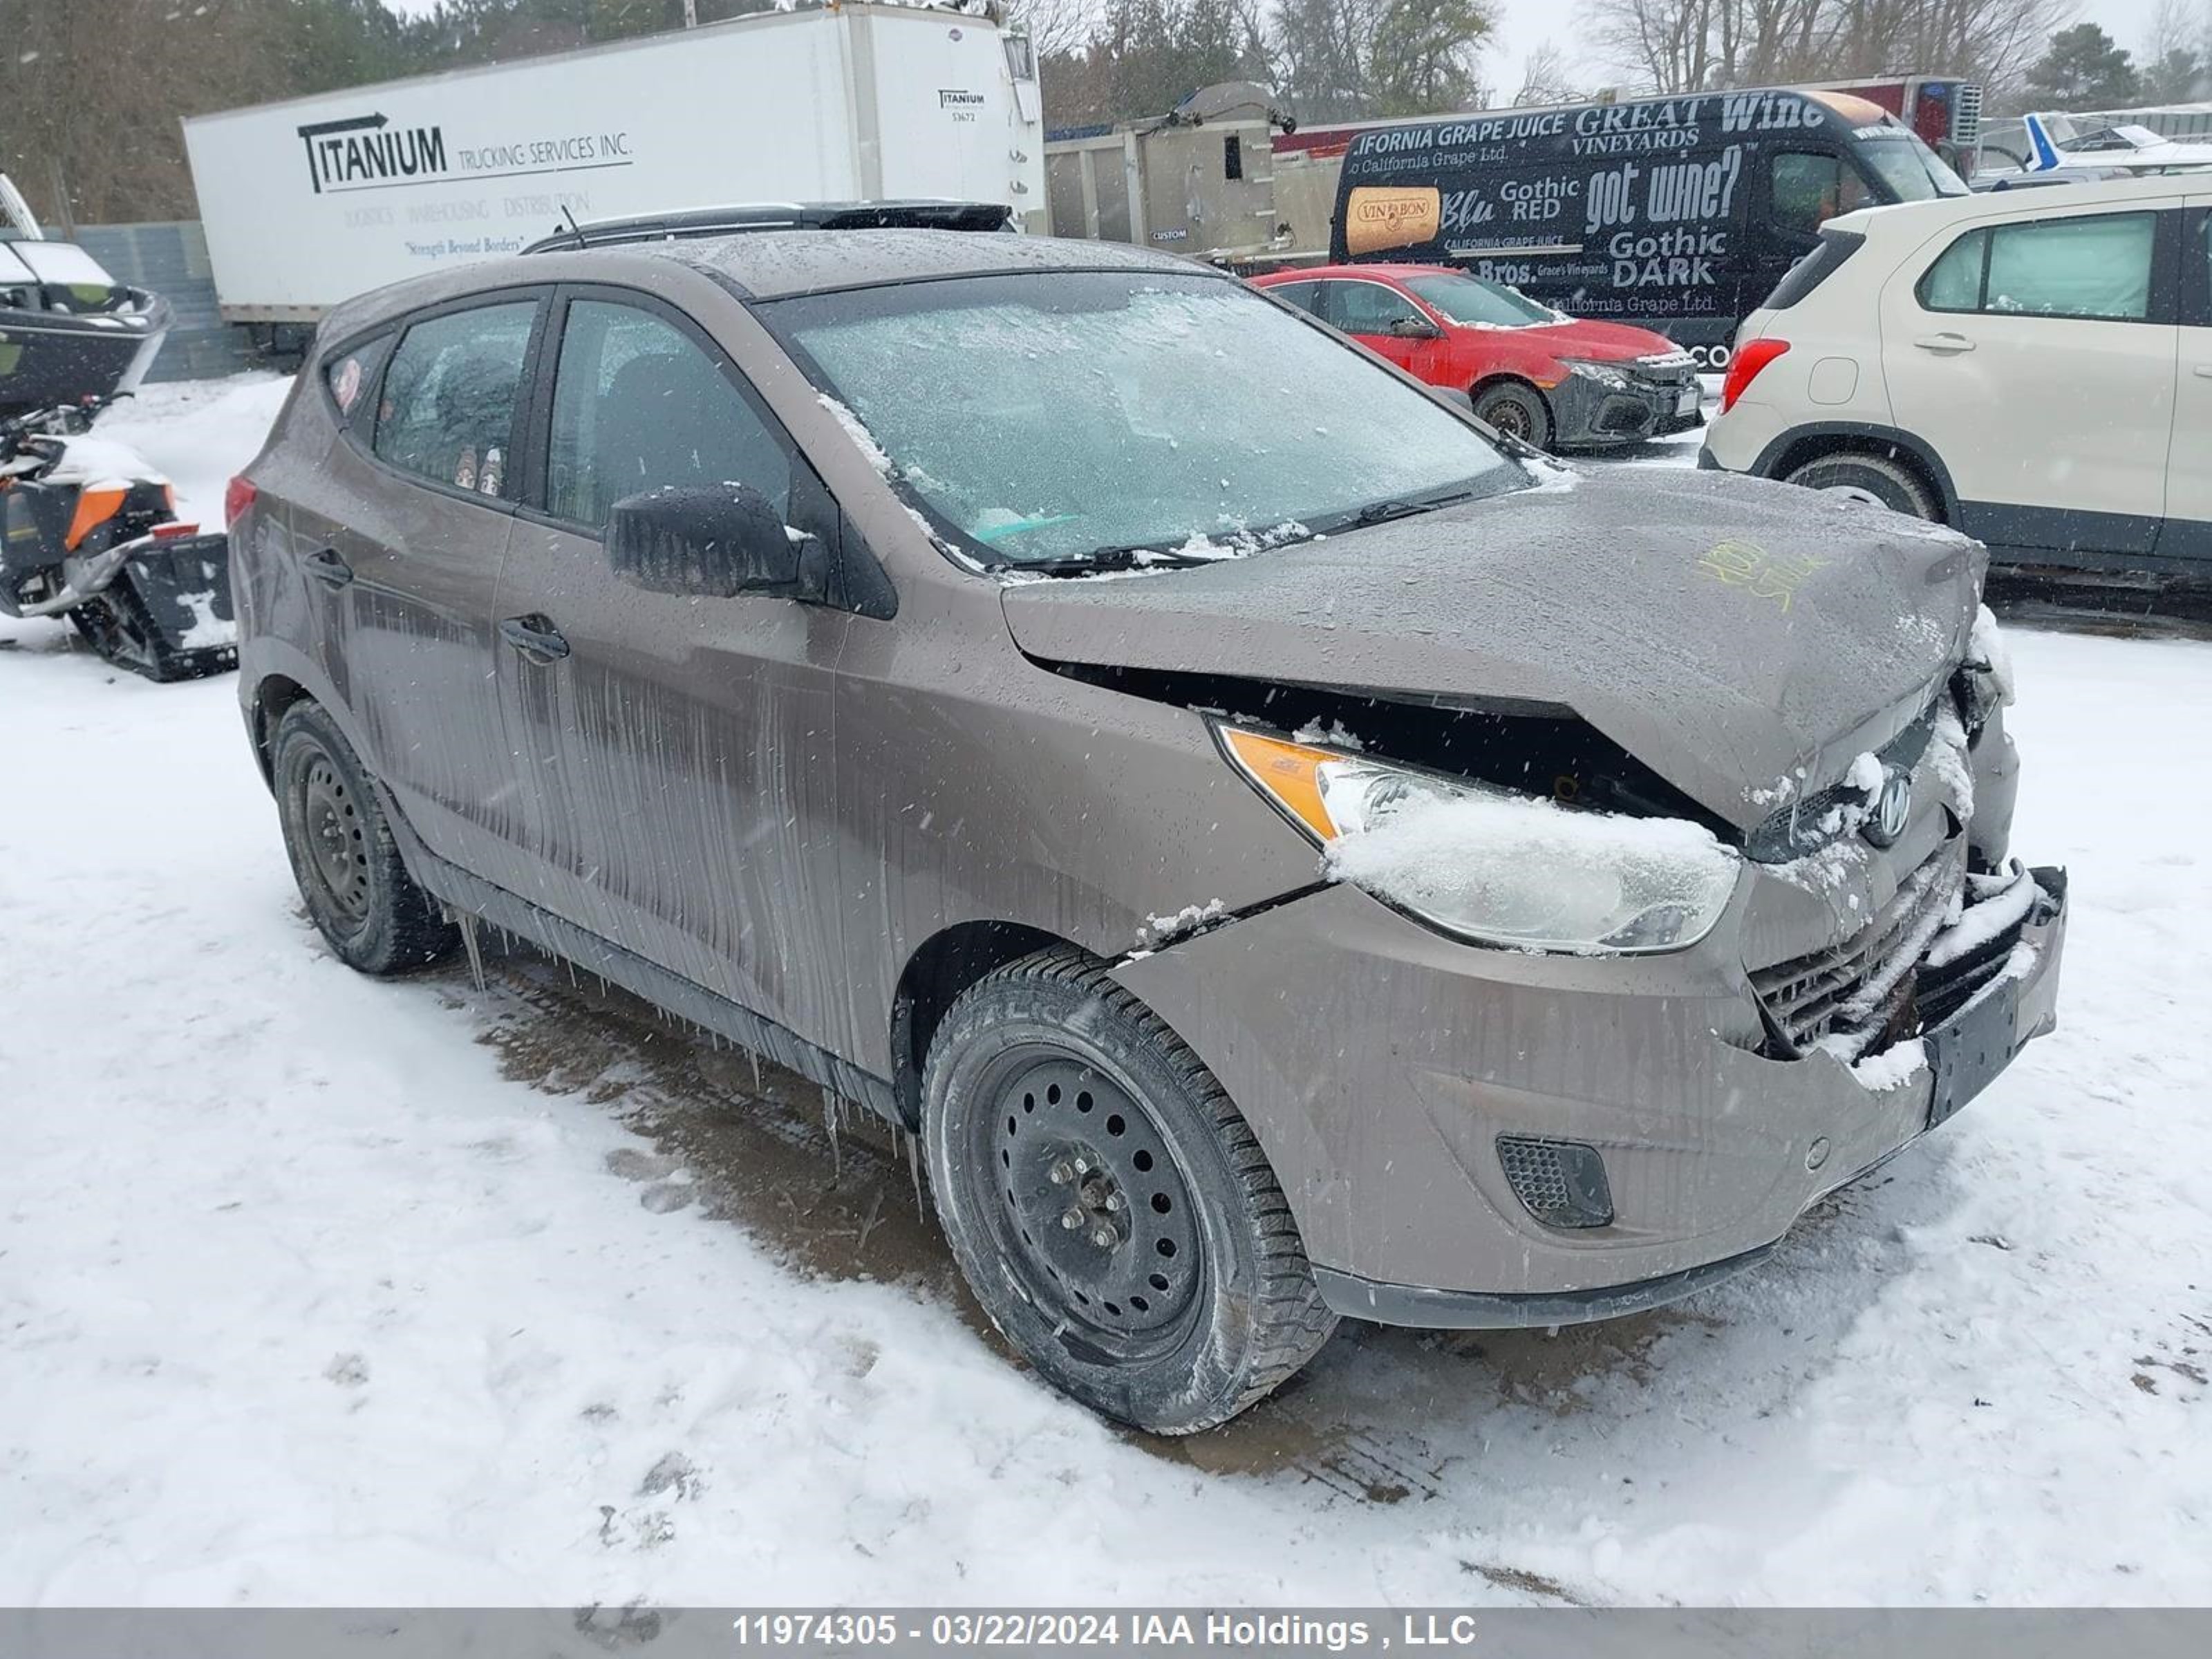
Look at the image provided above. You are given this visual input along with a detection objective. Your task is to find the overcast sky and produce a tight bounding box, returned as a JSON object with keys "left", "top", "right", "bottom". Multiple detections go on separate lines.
{"left": 382, "top": 1, "right": 2178, "bottom": 103}
{"left": 1486, "top": 1, "right": 2167, "bottom": 97}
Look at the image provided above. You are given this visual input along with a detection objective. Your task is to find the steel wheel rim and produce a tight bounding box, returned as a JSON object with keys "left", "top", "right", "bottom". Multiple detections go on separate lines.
{"left": 1487, "top": 399, "right": 1532, "bottom": 439}
{"left": 973, "top": 1049, "right": 1204, "bottom": 1360}
{"left": 300, "top": 754, "right": 371, "bottom": 919}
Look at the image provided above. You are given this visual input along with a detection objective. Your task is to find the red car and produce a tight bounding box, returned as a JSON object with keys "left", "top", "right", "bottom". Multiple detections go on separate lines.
{"left": 1249, "top": 264, "right": 1702, "bottom": 451}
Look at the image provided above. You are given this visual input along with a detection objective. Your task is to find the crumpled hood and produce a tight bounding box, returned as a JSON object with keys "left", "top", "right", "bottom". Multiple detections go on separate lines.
{"left": 1000, "top": 467, "right": 1986, "bottom": 832}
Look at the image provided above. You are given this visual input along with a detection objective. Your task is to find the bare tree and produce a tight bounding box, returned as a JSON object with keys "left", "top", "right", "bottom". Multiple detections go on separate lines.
{"left": 1580, "top": 0, "right": 2072, "bottom": 102}
{"left": 1009, "top": 0, "right": 1102, "bottom": 59}
{"left": 1502, "top": 41, "right": 1582, "bottom": 106}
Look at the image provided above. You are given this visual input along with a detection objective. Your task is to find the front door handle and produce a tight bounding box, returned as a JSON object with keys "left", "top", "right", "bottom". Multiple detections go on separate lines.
{"left": 498, "top": 614, "right": 570, "bottom": 664}
{"left": 303, "top": 547, "right": 353, "bottom": 588}
{"left": 1913, "top": 332, "right": 1976, "bottom": 355}
{"left": 2193, "top": 364, "right": 2212, "bottom": 379}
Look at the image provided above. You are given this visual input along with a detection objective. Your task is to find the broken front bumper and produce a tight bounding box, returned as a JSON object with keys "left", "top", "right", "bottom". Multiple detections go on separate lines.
{"left": 1112, "top": 863, "right": 2066, "bottom": 1329}
{"left": 1553, "top": 368, "right": 1703, "bottom": 449}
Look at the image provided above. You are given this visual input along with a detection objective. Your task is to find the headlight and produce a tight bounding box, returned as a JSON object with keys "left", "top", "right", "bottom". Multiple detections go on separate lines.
{"left": 1217, "top": 727, "right": 1741, "bottom": 955}
{"left": 1564, "top": 359, "right": 1631, "bottom": 391}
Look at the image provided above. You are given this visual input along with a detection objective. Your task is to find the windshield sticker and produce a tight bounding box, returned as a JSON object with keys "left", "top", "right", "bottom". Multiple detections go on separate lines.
{"left": 1696, "top": 539, "right": 1824, "bottom": 610}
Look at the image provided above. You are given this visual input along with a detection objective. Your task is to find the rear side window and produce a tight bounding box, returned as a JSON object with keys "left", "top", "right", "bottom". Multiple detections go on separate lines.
{"left": 1918, "top": 212, "right": 2157, "bottom": 321}
{"left": 1266, "top": 280, "right": 1323, "bottom": 317}
{"left": 373, "top": 301, "right": 536, "bottom": 498}
{"left": 545, "top": 299, "right": 791, "bottom": 533}
{"left": 1770, "top": 152, "right": 1873, "bottom": 237}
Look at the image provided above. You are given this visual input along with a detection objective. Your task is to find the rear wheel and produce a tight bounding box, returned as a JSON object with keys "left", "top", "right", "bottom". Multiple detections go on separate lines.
{"left": 1783, "top": 450, "right": 1940, "bottom": 521}
{"left": 1472, "top": 380, "right": 1554, "bottom": 450}
{"left": 272, "top": 701, "right": 458, "bottom": 975}
{"left": 923, "top": 946, "right": 1336, "bottom": 1434}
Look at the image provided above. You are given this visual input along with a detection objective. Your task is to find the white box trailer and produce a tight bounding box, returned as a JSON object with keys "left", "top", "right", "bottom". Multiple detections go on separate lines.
{"left": 180, "top": 2, "right": 1045, "bottom": 324}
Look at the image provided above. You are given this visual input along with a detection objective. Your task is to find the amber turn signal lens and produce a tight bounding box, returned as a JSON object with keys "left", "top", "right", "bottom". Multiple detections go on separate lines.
{"left": 1217, "top": 728, "right": 1340, "bottom": 843}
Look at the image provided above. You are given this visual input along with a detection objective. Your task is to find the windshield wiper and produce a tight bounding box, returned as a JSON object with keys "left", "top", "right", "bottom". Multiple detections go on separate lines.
{"left": 1012, "top": 543, "right": 1220, "bottom": 579}
{"left": 1333, "top": 489, "right": 1482, "bottom": 532}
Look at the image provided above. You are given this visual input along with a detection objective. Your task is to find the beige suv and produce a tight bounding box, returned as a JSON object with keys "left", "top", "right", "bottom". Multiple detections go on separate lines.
{"left": 1703, "top": 173, "right": 2211, "bottom": 580}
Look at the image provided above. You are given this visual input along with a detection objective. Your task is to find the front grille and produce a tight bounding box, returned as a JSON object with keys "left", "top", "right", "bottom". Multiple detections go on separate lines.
{"left": 1750, "top": 838, "right": 1966, "bottom": 1056}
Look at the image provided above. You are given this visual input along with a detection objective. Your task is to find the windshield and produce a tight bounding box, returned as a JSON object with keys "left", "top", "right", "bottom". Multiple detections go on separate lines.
{"left": 763, "top": 271, "right": 1521, "bottom": 568}
{"left": 1403, "top": 272, "right": 1559, "bottom": 328}
{"left": 1858, "top": 135, "right": 1970, "bottom": 201}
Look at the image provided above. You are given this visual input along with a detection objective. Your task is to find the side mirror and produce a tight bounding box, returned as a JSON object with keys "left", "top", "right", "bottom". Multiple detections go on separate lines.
{"left": 606, "top": 482, "right": 828, "bottom": 602}
{"left": 1390, "top": 316, "right": 1443, "bottom": 339}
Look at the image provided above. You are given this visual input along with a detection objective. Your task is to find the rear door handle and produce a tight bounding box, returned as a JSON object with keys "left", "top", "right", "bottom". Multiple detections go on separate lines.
{"left": 1913, "top": 332, "right": 1976, "bottom": 355}
{"left": 2193, "top": 364, "right": 2212, "bottom": 379}
{"left": 303, "top": 547, "right": 353, "bottom": 588}
{"left": 498, "top": 614, "right": 570, "bottom": 664}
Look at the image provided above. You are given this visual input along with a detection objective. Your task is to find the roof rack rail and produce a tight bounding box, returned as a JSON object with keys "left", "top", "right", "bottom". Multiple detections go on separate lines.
{"left": 522, "top": 200, "right": 1015, "bottom": 254}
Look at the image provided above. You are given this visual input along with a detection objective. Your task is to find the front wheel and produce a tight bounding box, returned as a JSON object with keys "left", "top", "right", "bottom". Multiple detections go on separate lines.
{"left": 1472, "top": 380, "right": 1554, "bottom": 450}
{"left": 923, "top": 947, "right": 1337, "bottom": 1434}
{"left": 1783, "top": 450, "right": 1940, "bottom": 521}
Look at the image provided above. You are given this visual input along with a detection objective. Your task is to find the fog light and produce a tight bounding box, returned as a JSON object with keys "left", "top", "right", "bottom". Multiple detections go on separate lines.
{"left": 1497, "top": 1136, "right": 1615, "bottom": 1229}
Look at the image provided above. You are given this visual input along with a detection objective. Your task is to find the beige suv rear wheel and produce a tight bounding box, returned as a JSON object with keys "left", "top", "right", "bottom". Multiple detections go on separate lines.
{"left": 1784, "top": 450, "right": 1940, "bottom": 520}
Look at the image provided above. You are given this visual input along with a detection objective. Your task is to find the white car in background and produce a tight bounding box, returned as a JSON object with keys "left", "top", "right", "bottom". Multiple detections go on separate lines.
{"left": 1701, "top": 174, "right": 2211, "bottom": 579}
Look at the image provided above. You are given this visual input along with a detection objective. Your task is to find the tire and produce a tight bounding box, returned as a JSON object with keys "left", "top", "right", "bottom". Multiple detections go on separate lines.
{"left": 271, "top": 700, "right": 458, "bottom": 975}
{"left": 1472, "top": 379, "right": 1554, "bottom": 450}
{"left": 923, "top": 946, "right": 1337, "bottom": 1435}
{"left": 1783, "top": 450, "right": 1941, "bottom": 521}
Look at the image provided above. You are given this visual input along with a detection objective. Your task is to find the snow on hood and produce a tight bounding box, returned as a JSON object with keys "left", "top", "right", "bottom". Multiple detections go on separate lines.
{"left": 999, "top": 468, "right": 1986, "bottom": 832}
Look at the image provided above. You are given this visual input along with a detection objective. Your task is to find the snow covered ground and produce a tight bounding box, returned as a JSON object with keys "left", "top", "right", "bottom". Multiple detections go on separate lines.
{"left": 1, "top": 379, "right": 2206, "bottom": 1606}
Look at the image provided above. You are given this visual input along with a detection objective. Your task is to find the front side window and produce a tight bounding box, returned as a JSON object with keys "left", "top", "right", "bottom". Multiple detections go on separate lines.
{"left": 1918, "top": 213, "right": 2156, "bottom": 321}
{"left": 373, "top": 301, "right": 536, "bottom": 498}
{"left": 763, "top": 270, "right": 1519, "bottom": 569}
{"left": 545, "top": 299, "right": 789, "bottom": 532}
{"left": 1770, "top": 152, "right": 1873, "bottom": 237}
{"left": 1329, "top": 280, "right": 1426, "bottom": 335}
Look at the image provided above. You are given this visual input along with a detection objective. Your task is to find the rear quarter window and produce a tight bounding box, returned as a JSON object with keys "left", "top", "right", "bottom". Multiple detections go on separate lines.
{"left": 1763, "top": 230, "right": 1864, "bottom": 310}
{"left": 321, "top": 334, "right": 393, "bottom": 429}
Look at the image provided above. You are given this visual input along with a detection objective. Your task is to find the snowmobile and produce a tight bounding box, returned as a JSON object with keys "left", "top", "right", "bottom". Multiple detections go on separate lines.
{"left": 2, "top": 174, "right": 171, "bottom": 419}
{"left": 0, "top": 397, "right": 236, "bottom": 680}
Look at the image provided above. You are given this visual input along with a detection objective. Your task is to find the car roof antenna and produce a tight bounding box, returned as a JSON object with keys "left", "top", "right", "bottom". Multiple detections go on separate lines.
{"left": 558, "top": 203, "right": 582, "bottom": 241}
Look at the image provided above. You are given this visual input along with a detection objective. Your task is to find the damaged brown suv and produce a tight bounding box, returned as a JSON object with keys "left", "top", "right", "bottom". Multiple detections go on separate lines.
{"left": 230, "top": 223, "right": 2067, "bottom": 1433}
